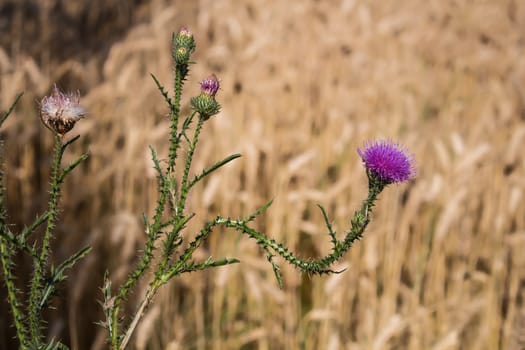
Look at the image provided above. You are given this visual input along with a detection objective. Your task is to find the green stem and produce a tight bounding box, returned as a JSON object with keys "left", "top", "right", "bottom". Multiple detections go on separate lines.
{"left": 114, "top": 179, "right": 167, "bottom": 302}
{"left": 168, "top": 58, "right": 186, "bottom": 172}
{"left": 28, "top": 134, "right": 63, "bottom": 344}
{"left": 110, "top": 51, "right": 191, "bottom": 348}
{"left": 0, "top": 238, "right": 28, "bottom": 349}
{"left": 0, "top": 93, "right": 30, "bottom": 348}
{"left": 158, "top": 117, "right": 204, "bottom": 276}
{"left": 219, "top": 183, "right": 384, "bottom": 274}
{"left": 178, "top": 116, "right": 203, "bottom": 212}
{"left": 163, "top": 219, "right": 218, "bottom": 281}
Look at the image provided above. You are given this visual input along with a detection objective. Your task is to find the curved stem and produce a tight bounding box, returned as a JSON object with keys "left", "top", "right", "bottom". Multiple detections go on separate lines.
{"left": 219, "top": 183, "right": 384, "bottom": 274}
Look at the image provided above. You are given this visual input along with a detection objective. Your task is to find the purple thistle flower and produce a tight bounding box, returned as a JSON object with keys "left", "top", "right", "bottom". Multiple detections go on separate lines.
{"left": 200, "top": 74, "right": 220, "bottom": 97}
{"left": 357, "top": 140, "right": 415, "bottom": 184}
{"left": 40, "top": 84, "right": 86, "bottom": 135}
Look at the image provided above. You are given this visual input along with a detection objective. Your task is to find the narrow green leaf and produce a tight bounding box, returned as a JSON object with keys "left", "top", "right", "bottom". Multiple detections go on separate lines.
{"left": 167, "top": 257, "right": 240, "bottom": 278}
{"left": 21, "top": 211, "right": 50, "bottom": 240}
{"left": 149, "top": 146, "right": 165, "bottom": 180}
{"left": 205, "top": 257, "right": 240, "bottom": 267}
{"left": 39, "top": 246, "right": 92, "bottom": 309}
{"left": 0, "top": 227, "right": 39, "bottom": 259}
{"left": 150, "top": 73, "right": 173, "bottom": 107}
{"left": 44, "top": 339, "right": 70, "bottom": 350}
{"left": 189, "top": 153, "right": 242, "bottom": 188}
{"left": 243, "top": 199, "right": 273, "bottom": 223}
{"left": 61, "top": 134, "right": 81, "bottom": 151}
{"left": 268, "top": 255, "right": 283, "bottom": 289}
{"left": 317, "top": 204, "right": 337, "bottom": 246}
{"left": 0, "top": 92, "right": 23, "bottom": 127}
{"left": 58, "top": 153, "right": 88, "bottom": 184}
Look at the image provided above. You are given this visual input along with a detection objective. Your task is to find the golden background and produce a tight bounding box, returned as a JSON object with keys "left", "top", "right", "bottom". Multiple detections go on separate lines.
{"left": 0, "top": 0, "right": 524, "bottom": 349}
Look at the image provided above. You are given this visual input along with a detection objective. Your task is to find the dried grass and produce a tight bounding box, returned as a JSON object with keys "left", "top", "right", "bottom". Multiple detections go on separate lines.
{"left": 1, "top": 0, "right": 524, "bottom": 349}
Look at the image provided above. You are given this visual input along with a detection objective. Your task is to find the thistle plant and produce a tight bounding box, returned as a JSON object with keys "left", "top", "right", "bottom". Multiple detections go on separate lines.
{"left": 0, "top": 27, "right": 415, "bottom": 350}
{"left": 0, "top": 88, "right": 89, "bottom": 350}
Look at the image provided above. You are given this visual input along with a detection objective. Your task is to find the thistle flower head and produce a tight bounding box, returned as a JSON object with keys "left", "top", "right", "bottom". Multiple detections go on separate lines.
{"left": 190, "top": 74, "right": 221, "bottom": 121}
{"left": 199, "top": 74, "right": 220, "bottom": 97}
{"left": 358, "top": 139, "right": 415, "bottom": 184}
{"left": 39, "top": 85, "right": 86, "bottom": 136}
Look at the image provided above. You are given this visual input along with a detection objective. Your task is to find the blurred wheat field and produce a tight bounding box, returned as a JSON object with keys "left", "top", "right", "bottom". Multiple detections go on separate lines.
{"left": 1, "top": 0, "right": 525, "bottom": 349}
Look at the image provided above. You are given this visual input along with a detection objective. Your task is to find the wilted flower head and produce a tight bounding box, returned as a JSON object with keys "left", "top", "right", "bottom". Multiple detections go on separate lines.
{"left": 199, "top": 74, "right": 220, "bottom": 97}
{"left": 40, "top": 85, "right": 86, "bottom": 136}
{"left": 358, "top": 139, "right": 415, "bottom": 184}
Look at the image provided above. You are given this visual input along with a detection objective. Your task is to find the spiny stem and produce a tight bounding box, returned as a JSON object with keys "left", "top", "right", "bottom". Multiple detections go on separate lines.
{"left": 114, "top": 167, "right": 167, "bottom": 305}
{"left": 0, "top": 92, "right": 23, "bottom": 127}
{"left": 158, "top": 117, "right": 204, "bottom": 276}
{"left": 0, "top": 238, "right": 28, "bottom": 349}
{"left": 168, "top": 54, "right": 186, "bottom": 172}
{"left": 0, "top": 95, "right": 27, "bottom": 347}
{"left": 163, "top": 219, "right": 218, "bottom": 281}
{"left": 28, "top": 134, "right": 63, "bottom": 344}
{"left": 111, "top": 49, "right": 192, "bottom": 348}
{"left": 179, "top": 117, "right": 204, "bottom": 211}
{"left": 218, "top": 184, "right": 383, "bottom": 275}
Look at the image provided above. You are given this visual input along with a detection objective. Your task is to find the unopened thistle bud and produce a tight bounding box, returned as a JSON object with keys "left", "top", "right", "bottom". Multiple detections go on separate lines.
{"left": 39, "top": 85, "right": 86, "bottom": 136}
{"left": 173, "top": 27, "right": 196, "bottom": 64}
{"left": 191, "top": 74, "right": 221, "bottom": 120}
{"left": 174, "top": 47, "right": 190, "bottom": 64}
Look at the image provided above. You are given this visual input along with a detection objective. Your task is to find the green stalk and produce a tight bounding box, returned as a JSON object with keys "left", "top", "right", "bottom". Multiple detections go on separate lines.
{"left": 0, "top": 238, "right": 28, "bottom": 348}
{"left": 28, "top": 135, "right": 63, "bottom": 344}
{"left": 110, "top": 173, "right": 168, "bottom": 349}
{"left": 123, "top": 117, "right": 207, "bottom": 348}
{"left": 178, "top": 116, "right": 204, "bottom": 213}
{"left": 158, "top": 117, "right": 204, "bottom": 276}
{"left": 218, "top": 181, "right": 384, "bottom": 275}
{"left": 110, "top": 47, "right": 191, "bottom": 348}
{"left": 168, "top": 54, "right": 187, "bottom": 172}
{"left": 0, "top": 93, "right": 27, "bottom": 347}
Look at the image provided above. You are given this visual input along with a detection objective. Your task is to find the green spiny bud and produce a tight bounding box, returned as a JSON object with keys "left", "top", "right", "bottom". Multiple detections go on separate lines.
{"left": 191, "top": 94, "right": 221, "bottom": 121}
{"left": 173, "top": 27, "right": 196, "bottom": 64}
{"left": 191, "top": 74, "right": 221, "bottom": 120}
{"left": 174, "top": 47, "right": 190, "bottom": 64}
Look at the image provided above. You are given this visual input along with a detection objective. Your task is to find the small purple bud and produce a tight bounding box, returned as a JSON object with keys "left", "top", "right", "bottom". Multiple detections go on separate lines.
{"left": 200, "top": 74, "right": 220, "bottom": 97}
{"left": 357, "top": 139, "right": 415, "bottom": 184}
{"left": 179, "top": 26, "right": 192, "bottom": 38}
{"left": 39, "top": 84, "right": 86, "bottom": 135}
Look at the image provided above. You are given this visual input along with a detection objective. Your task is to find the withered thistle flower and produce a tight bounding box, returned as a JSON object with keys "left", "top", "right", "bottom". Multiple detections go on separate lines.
{"left": 358, "top": 139, "right": 415, "bottom": 184}
{"left": 40, "top": 85, "right": 86, "bottom": 136}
